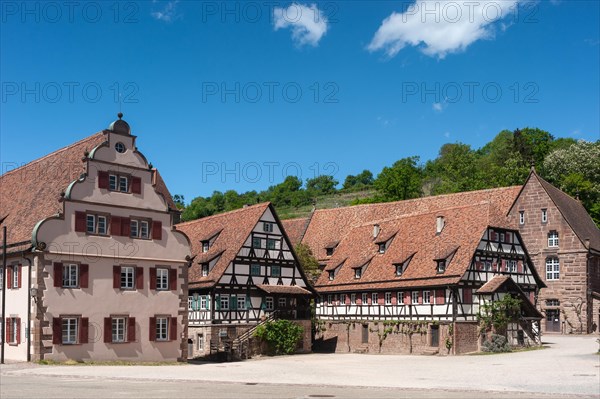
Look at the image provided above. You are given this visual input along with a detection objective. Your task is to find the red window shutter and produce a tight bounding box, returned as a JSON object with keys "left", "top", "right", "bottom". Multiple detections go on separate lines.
{"left": 517, "top": 261, "right": 523, "bottom": 273}
{"left": 52, "top": 318, "right": 61, "bottom": 345}
{"left": 346, "top": 295, "right": 351, "bottom": 305}
{"left": 113, "top": 266, "right": 121, "bottom": 289}
{"left": 80, "top": 317, "right": 89, "bottom": 344}
{"left": 463, "top": 288, "right": 472, "bottom": 304}
{"left": 135, "top": 267, "right": 144, "bottom": 290}
{"left": 152, "top": 221, "right": 162, "bottom": 240}
{"left": 6, "top": 266, "right": 12, "bottom": 289}
{"left": 53, "top": 263, "right": 63, "bottom": 287}
{"left": 5, "top": 318, "right": 11, "bottom": 343}
{"left": 436, "top": 290, "right": 445, "bottom": 305}
{"left": 149, "top": 317, "right": 156, "bottom": 342}
{"left": 506, "top": 233, "right": 512, "bottom": 243}
{"left": 98, "top": 171, "right": 109, "bottom": 189}
{"left": 529, "top": 291, "right": 535, "bottom": 304}
{"left": 17, "top": 265, "right": 22, "bottom": 288}
{"left": 111, "top": 216, "right": 122, "bottom": 236}
{"left": 16, "top": 318, "right": 21, "bottom": 344}
{"left": 127, "top": 317, "right": 136, "bottom": 342}
{"left": 80, "top": 264, "right": 89, "bottom": 288}
{"left": 75, "top": 211, "right": 87, "bottom": 232}
{"left": 121, "top": 217, "right": 131, "bottom": 237}
{"left": 149, "top": 267, "right": 157, "bottom": 290}
{"left": 104, "top": 318, "right": 112, "bottom": 343}
{"left": 131, "top": 177, "right": 142, "bottom": 194}
{"left": 169, "top": 317, "right": 177, "bottom": 341}
{"left": 169, "top": 269, "right": 177, "bottom": 291}
{"left": 418, "top": 292, "right": 423, "bottom": 304}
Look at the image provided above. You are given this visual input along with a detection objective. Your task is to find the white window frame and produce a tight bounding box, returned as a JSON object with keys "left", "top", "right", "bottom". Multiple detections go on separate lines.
{"left": 202, "top": 241, "right": 209, "bottom": 253}
{"left": 86, "top": 214, "right": 95, "bottom": 234}
{"left": 188, "top": 296, "right": 193, "bottom": 310}
{"left": 327, "top": 295, "right": 332, "bottom": 305}
{"left": 156, "top": 268, "right": 169, "bottom": 290}
{"left": 541, "top": 209, "right": 548, "bottom": 223}
{"left": 220, "top": 295, "right": 230, "bottom": 310}
{"left": 119, "top": 176, "right": 129, "bottom": 193}
{"left": 361, "top": 293, "right": 368, "bottom": 305}
{"left": 350, "top": 294, "right": 356, "bottom": 305}
{"left": 278, "top": 297, "right": 286, "bottom": 308}
{"left": 112, "top": 317, "right": 126, "bottom": 343}
{"left": 156, "top": 317, "right": 168, "bottom": 341}
{"left": 0, "top": 268, "right": 3, "bottom": 290}
{"left": 263, "top": 222, "right": 274, "bottom": 232}
{"left": 507, "top": 260, "right": 517, "bottom": 273}
{"left": 130, "top": 220, "right": 139, "bottom": 238}
{"left": 548, "top": 231, "right": 559, "bottom": 247}
{"left": 237, "top": 295, "right": 246, "bottom": 310}
{"left": 411, "top": 291, "right": 419, "bottom": 304}
{"left": 109, "top": 174, "right": 118, "bottom": 191}
{"left": 371, "top": 293, "right": 378, "bottom": 305}
{"left": 265, "top": 296, "right": 274, "bottom": 311}
{"left": 140, "top": 220, "right": 149, "bottom": 239}
{"left": 378, "top": 243, "right": 386, "bottom": 254}
{"left": 200, "top": 295, "right": 208, "bottom": 310}
{"left": 340, "top": 294, "right": 346, "bottom": 305}
{"left": 63, "top": 264, "right": 79, "bottom": 288}
{"left": 384, "top": 292, "right": 392, "bottom": 305}
{"left": 546, "top": 258, "right": 560, "bottom": 280}
{"left": 201, "top": 263, "right": 209, "bottom": 277}
{"left": 12, "top": 266, "right": 18, "bottom": 289}
{"left": 519, "top": 210, "right": 525, "bottom": 224}
{"left": 121, "top": 266, "right": 135, "bottom": 289}
{"left": 354, "top": 268, "right": 362, "bottom": 279}
{"left": 397, "top": 292, "right": 404, "bottom": 306}
{"left": 197, "top": 333, "right": 204, "bottom": 351}
{"left": 10, "top": 318, "right": 18, "bottom": 343}
{"left": 423, "top": 290, "right": 431, "bottom": 304}
{"left": 97, "top": 215, "right": 107, "bottom": 235}
{"left": 62, "top": 317, "right": 78, "bottom": 345}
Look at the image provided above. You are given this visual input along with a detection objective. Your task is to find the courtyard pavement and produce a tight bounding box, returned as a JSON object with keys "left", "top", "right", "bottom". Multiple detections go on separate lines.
{"left": 1, "top": 335, "right": 599, "bottom": 398}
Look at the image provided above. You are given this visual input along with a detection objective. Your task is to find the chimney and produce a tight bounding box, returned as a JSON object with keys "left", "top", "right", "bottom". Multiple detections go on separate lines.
{"left": 373, "top": 224, "right": 380, "bottom": 238}
{"left": 436, "top": 216, "right": 445, "bottom": 234}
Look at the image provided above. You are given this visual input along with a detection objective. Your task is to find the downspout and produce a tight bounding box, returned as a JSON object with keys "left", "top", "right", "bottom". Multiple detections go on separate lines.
{"left": 22, "top": 253, "right": 33, "bottom": 362}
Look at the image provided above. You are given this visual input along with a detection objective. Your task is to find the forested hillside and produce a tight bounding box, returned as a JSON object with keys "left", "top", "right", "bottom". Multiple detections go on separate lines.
{"left": 177, "top": 128, "right": 600, "bottom": 226}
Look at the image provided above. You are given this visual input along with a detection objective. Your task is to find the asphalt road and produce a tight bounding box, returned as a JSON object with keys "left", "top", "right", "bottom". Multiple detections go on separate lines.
{"left": 1, "top": 335, "right": 599, "bottom": 399}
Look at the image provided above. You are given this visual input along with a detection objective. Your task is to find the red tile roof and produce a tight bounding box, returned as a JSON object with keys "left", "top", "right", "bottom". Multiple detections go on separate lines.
{"left": 0, "top": 131, "right": 178, "bottom": 245}
{"left": 476, "top": 275, "right": 511, "bottom": 294}
{"left": 256, "top": 284, "right": 312, "bottom": 295}
{"left": 281, "top": 217, "right": 311, "bottom": 246}
{"left": 176, "top": 203, "right": 271, "bottom": 288}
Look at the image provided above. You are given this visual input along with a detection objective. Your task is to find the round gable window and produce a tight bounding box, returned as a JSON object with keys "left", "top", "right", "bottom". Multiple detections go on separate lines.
{"left": 115, "top": 142, "right": 126, "bottom": 153}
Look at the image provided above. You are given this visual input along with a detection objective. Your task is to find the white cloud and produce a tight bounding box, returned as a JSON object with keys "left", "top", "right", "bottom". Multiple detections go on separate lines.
{"left": 432, "top": 102, "right": 444, "bottom": 112}
{"left": 152, "top": 1, "right": 180, "bottom": 22}
{"left": 368, "top": 0, "right": 521, "bottom": 59}
{"left": 444, "top": 131, "right": 451, "bottom": 138}
{"left": 273, "top": 3, "right": 328, "bottom": 47}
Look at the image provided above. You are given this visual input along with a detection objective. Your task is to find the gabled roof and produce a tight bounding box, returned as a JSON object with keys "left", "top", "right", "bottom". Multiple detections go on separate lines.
{"left": 313, "top": 201, "right": 501, "bottom": 292}
{"left": 475, "top": 275, "right": 543, "bottom": 319}
{"left": 0, "top": 131, "right": 178, "bottom": 245}
{"left": 282, "top": 217, "right": 311, "bottom": 246}
{"left": 523, "top": 171, "right": 600, "bottom": 251}
{"left": 176, "top": 203, "right": 271, "bottom": 288}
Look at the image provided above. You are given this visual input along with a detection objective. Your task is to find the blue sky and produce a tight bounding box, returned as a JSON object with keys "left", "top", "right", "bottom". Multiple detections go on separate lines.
{"left": 1, "top": 0, "right": 599, "bottom": 201}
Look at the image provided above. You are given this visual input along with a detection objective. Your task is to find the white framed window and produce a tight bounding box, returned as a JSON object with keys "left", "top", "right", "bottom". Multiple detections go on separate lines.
{"left": 156, "top": 317, "right": 168, "bottom": 341}
{"left": 437, "top": 260, "right": 446, "bottom": 273}
{"left": 546, "top": 258, "right": 560, "bottom": 280}
{"left": 109, "top": 174, "right": 118, "bottom": 191}
{"left": 541, "top": 209, "right": 547, "bottom": 223}
{"left": 484, "top": 261, "right": 492, "bottom": 272}
{"left": 97, "top": 216, "right": 107, "bottom": 235}
{"left": 327, "top": 295, "right": 332, "bottom": 305}
{"left": 519, "top": 210, "right": 525, "bottom": 224}
{"left": 140, "top": 221, "right": 149, "bottom": 239}
{"left": 86, "top": 214, "right": 95, "bottom": 234}
{"left": 130, "top": 220, "right": 139, "bottom": 238}
{"left": 278, "top": 297, "right": 286, "bottom": 308}
{"left": 63, "top": 264, "right": 79, "bottom": 288}
{"left": 350, "top": 294, "right": 356, "bottom": 305}
{"left": 121, "top": 266, "right": 135, "bottom": 289}
{"left": 395, "top": 264, "right": 403, "bottom": 276}
{"left": 507, "top": 260, "right": 517, "bottom": 273}
{"left": 188, "top": 296, "right": 193, "bottom": 310}
{"left": 371, "top": 293, "right": 378, "bottom": 305}
{"left": 62, "top": 317, "right": 78, "bottom": 345}
{"left": 156, "top": 268, "right": 169, "bottom": 290}
{"left": 112, "top": 317, "right": 126, "bottom": 343}
{"left": 361, "top": 293, "right": 368, "bottom": 305}
{"left": 237, "top": 295, "right": 246, "bottom": 310}
{"left": 340, "top": 294, "right": 346, "bottom": 304}
{"left": 200, "top": 295, "right": 208, "bottom": 310}
{"left": 201, "top": 263, "right": 209, "bottom": 277}
{"left": 270, "top": 266, "right": 281, "bottom": 277}
{"left": 9, "top": 318, "right": 18, "bottom": 343}
{"left": 202, "top": 241, "right": 209, "bottom": 253}
{"left": 263, "top": 222, "right": 274, "bottom": 232}
{"left": 119, "top": 176, "right": 129, "bottom": 192}
{"left": 12, "top": 267, "right": 18, "bottom": 289}
{"left": 378, "top": 243, "right": 386, "bottom": 254}
{"left": 548, "top": 231, "right": 559, "bottom": 247}
{"left": 397, "top": 292, "right": 404, "bottom": 305}
{"left": 251, "top": 264, "right": 261, "bottom": 276}
{"left": 328, "top": 271, "right": 334, "bottom": 281}
{"left": 0, "top": 268, "right": 3, "bottom": 290}
{"left": 411, "top": 291, "right": 419, "bottom": 304}
{"left": 423, "top": 290, "right": 431, "bottom": 304}
{"left": 197, "top": 333, "right": 204, "bottom": 351}
{"left": 265, "top": 296, "right": 274, "bottom": 310}
{"left": 354, "top": 268, "right": 362, "bottom": 279}
{"left": 384, "top": 292, "right": 392, "bottom": 305}
{"left": 220, "top": 295, "right": 229, "bottom": 310}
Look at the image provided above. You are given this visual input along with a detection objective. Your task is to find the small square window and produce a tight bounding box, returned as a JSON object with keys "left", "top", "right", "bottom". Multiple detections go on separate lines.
{"left": 378, "top": 243, "right": 386, "bottom": 254}
{"left": 548, "top": 231, "right": 559, "bottom": 247}
{"left": 263, "top": 223, "right": 273, "bottom": 232}
{"left": 201, "top": 264, "right": 209, "bottom": 277}
{"left": 267, "top": 239, "right": 277, "bottom": 250}
{"left": 251, "top": 264, "right": 261, "bottom": 276}
{"left": 326, "top": 248, "right": 334, "bottom": 256}
{"left": 278, "top": 298, "right": 286, "bottom": 308}
{"left": 265, "top": 297, "right": 274, "bottom": 310}
{"left": 271, "top": 266, "right": 281, "bottom": 277}
{"left": 354, "top": 268, "right": 362, "bottom": 279}
{"left": 202, "top": 241, "right": 209, "bottom": 253}
{"left": 252, "top": 237, "right": 262, "bottom": 249}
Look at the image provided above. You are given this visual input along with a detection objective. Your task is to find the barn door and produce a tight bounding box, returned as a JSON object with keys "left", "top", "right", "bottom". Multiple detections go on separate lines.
{"left": 361, "top": 324, "right": 369, "bottom": 344}
{"left": 430, "top": 325, "right": 439, "bottom": 347}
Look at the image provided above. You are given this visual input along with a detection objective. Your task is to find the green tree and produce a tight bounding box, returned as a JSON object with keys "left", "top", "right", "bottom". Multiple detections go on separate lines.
{"left": 306, "top": 175, "right": 338, "bottom": 196}
{"left": 343, "top": 170, "right": 374, "bottom": 191}
{"left": 294, "top": 243, "right": 320, "bottom": 283}
{"left": 374, "top": 156, "right": 422, "bottom": 201}
{"left": 513, "top": 127, "right": 554, "bottom": 169}
{"left": 173, "top": 194, "right": 185, "bottom": 210}
{"left": 424, "top": 143, "right": 482, "bottom": 194}
{"left": 254, "top": 319, "right": 304, "bottom": 355}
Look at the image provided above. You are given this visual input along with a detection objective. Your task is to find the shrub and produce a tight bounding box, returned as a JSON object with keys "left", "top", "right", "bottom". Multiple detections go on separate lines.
{"left": 482, "top": 333, "right": 511, "bottom": 353}
{"left": 254, "top": 319, "right": 304, "bottom": 355}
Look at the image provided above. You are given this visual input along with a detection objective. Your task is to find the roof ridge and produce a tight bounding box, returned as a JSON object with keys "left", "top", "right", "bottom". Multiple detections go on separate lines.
{"left": 176, "top": 202, "right": 271, "bottom": 226}
{"left": 313, "top": 185, "right": 521, "bottom": 214}
{"left": 0, "top": 132, "right": 105, "bottom": 179}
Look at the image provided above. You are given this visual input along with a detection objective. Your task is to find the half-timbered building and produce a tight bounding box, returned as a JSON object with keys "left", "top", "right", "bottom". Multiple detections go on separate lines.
{"left": 176, "top": 203, "right": 314, "bottom": 358}
{"left": 284, "top": 187, "right": 545, "bottom": 354}
{"left": 0, "top": 114, "right": 191, "bottom": 362}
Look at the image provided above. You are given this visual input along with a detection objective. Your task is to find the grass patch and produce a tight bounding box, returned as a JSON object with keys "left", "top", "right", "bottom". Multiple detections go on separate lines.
{"left": 37, "top": 359, "right": 184, "bottom": 366}
{"left": 468, "top": 345, "right": 549, "bottom": 356}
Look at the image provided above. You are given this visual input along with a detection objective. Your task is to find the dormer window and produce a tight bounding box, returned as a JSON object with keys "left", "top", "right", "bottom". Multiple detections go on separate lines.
{"left": 263, "top": 222, "right": 274, "bottom": 233}
{"left": 436, "top": 260, "right": 446, "bottom": 273}
{"left": 395, "top": 264, "right": 403, "bottom": 276}
{"left": 436, "top": 216, "right": 445, "bottom": 234}
{"left": 326, "top": 248, "right": 334, "bottom": 256}
{"left": 354, "top": 268, "right": 362, "bottom": 279}
{"left": 201, "top": 241, "right": 209, "bottom": 253}
{"left": 378, "top": 243, "right": 386, "bottom": 254}
{"left": 328, "top": 271, "right": 335, "bottom": 281}
{"left": 201, "top": 263, "right": 209, "bottom": 277}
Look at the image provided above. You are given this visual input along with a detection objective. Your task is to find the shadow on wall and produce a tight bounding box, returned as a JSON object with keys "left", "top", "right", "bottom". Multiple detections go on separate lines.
{"left": 312, "top": 336, "right": 338, "bottom": 353}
